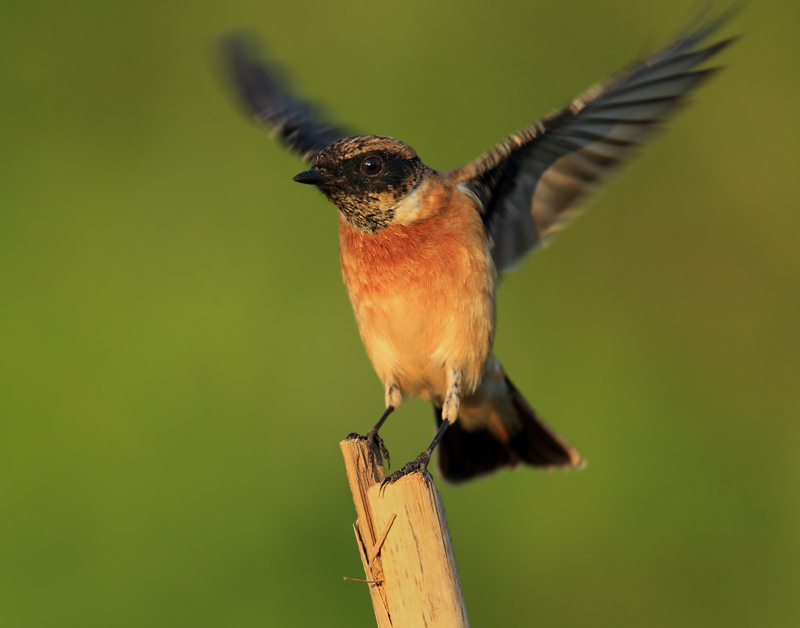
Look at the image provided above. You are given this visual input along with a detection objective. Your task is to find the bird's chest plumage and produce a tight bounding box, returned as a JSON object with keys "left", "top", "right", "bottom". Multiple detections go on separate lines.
{"left": 338, "top": 190, "right": 496, "bottom": 402}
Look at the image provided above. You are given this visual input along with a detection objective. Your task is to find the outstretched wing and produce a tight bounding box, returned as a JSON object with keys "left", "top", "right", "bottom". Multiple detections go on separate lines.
{"left": 449, "top": 9, "right": 739, "bottom": 273}
{"left": 221, "top": 34, "right": 350, "bottom": 163}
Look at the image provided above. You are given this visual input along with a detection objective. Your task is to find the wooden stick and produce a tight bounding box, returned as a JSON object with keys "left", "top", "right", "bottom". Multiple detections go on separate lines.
{"left": 340, "top": 439, "right": 470, "bottom": 628}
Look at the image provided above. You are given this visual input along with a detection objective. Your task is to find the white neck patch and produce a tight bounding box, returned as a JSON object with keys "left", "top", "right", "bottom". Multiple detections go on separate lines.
{"left": 393, "top": 182, "right": 428, "bottom": 226}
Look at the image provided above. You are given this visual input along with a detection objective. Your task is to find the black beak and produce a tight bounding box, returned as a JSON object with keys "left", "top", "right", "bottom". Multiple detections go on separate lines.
{"left": 293, "top": 167, "right": 337, "bottom": 185}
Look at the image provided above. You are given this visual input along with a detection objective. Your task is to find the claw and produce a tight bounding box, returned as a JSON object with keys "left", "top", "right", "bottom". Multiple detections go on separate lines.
{"left": 345, "top": 430, "right": 391, "bottom": 470}
{"left": 380, "top": 451, "right": 431, "bottom": 494}
{"left": 371, "top": 431, "right": 391, "bottom": 469}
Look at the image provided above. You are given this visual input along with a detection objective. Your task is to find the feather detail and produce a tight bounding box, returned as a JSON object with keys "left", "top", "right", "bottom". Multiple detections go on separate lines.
{"left": 448, "top": 9, "right": 739, "bottom": 272}
{"left": 338, "top": 183, "right": 496, "bottom": 401}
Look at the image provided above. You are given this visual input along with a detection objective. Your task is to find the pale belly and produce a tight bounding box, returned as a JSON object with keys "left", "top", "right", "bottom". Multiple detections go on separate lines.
{"left": 354, "top": 283, "right": 491, "bottom": 402}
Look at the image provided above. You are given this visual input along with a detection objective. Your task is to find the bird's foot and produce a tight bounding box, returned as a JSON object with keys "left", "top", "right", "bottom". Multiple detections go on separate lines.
{"left": 380, "top": 450, "right": 431, "bottom": 493}
{"left": 346, "top": 429, "right": 391, "bottom": 469}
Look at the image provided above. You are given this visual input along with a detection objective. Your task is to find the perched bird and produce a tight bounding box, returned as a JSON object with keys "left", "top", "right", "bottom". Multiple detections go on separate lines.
{"left": 221, "top": 9, "right": 736, "bottom": 484}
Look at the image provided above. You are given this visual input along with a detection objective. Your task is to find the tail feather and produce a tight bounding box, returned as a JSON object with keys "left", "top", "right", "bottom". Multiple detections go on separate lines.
{"left": 436, "top": 376, "right": 583, "bottom": 483}
{"left": 505, "top": 377, "right": 584, "bottom": 469}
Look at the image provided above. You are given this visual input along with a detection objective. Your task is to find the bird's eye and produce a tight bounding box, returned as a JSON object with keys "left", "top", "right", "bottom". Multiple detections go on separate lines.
{"left": 360, "top": 156, "right": 383, "bottom": 177}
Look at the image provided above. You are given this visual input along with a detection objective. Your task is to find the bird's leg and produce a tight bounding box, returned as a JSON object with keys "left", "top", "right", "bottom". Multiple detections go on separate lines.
{"left": 381, "top": 371, "right": 461, "bottom": 490}
{"left": 346, "top": 405, "right": 394, "bottom": 467}
{"left": 380, "top": 415, "right": 451, "bottom": 491}
{"left": 347, "top": 384, "right": 400, "bottom": 468}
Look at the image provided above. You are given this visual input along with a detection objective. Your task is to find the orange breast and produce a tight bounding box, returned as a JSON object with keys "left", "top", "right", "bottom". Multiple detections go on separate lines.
{"left": 338, "top": 184, "right": 496, "bottom": 403}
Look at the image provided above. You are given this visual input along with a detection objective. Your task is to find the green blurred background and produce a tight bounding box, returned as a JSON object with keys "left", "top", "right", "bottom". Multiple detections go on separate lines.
{"left": 2, "top": 1, "right": 798, "bottom": 626}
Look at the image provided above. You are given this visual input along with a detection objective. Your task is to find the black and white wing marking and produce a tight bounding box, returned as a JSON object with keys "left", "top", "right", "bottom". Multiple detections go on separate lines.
{"left": 450, "top": 10, "right": 739, "bottom": 273}
{"left": 221, "top": 34, "right": 350, "bottom": 164}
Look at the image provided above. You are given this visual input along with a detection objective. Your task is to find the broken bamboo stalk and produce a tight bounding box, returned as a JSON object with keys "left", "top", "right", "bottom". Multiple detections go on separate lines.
{"left": 340, "top": 438, "right": 470, "bottom": 628}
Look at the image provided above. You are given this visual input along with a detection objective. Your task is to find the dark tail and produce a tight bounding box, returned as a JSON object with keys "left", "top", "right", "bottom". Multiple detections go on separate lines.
{"left": 435, "top": 376, "right": 584, "bottom": 483}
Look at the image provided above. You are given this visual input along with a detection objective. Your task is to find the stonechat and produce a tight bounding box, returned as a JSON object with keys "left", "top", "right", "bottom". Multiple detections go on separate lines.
{"left": 221, "top": 9, "right": 736, "bottom": 484}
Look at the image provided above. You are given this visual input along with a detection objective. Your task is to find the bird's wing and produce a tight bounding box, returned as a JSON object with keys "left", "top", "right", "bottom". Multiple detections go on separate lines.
{"left": 449, "top": 9, "right": 738, "bottom": 273}
{"left": 221, "top": 34, "right": 351, "bottom": 163}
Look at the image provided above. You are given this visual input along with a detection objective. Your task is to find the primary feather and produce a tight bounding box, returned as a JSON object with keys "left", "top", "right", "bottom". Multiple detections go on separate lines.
{"left": 221, "top": 33, "right": 350, "bottom": 163}
{"left": 449, "top": 9, "right": 739, "bottom": 272}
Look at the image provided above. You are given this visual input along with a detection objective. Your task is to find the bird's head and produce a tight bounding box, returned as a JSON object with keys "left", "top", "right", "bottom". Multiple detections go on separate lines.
{"left": 293, "top": 135, "right": 427, "bottom": 233}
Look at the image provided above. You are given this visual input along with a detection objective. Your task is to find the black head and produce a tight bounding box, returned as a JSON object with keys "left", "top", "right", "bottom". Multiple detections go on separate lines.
{"left": 293, "top": 135, "right": 426, "bottom": 233}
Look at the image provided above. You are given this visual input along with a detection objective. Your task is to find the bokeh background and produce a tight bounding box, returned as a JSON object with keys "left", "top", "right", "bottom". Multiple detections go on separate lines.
{"left": 2, "top": 1, "right": 798, "bottom": 626}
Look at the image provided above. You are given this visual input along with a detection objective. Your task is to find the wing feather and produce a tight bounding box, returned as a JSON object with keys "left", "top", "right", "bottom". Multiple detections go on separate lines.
{"left": 450, "top": 11, "right": 739, "bottom": 272}
{"left": 221, "top": 34, "right": 349, "bottom": 163}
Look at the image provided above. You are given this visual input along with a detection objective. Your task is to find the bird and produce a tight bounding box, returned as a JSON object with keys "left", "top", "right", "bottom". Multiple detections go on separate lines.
{"left": 220, "top": 8, "right": 737, "bottom": 485}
